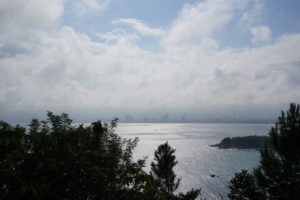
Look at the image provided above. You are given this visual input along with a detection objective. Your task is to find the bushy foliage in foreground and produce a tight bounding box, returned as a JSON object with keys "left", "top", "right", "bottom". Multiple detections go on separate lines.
{"left": 0, "top": 112, "right": 200, "bottom": 200}
{"left": 228, "top": 103, "right": 300, "bottom": 200}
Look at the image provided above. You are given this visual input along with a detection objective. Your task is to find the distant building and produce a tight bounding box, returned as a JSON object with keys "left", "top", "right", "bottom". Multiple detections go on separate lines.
{"left": 161, "top": 113, "right": 169, "bottom": 122}
{"left": 181, "top": 115, "right": 185, "bottom": 123}
{"left": 125, "top": 115, "right": 134, "bottom": 123}
{"left": 143, "top": 117, "right": 149, "bottom": 123}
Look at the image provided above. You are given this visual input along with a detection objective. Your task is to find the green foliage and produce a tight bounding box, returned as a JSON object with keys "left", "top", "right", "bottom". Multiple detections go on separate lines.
{"left": 151, "top": 142, "right": 181, "bottom": 194}
{"left": 150, "top": 142, "right": 201, "bottom": 200}
{"left": 213, "top": 135, "right": 268, "bottom": 149}
{"left": 228, "top": 170, "right": 264, "bottom": 200}
{"left": 177, "top": 189, "right": 202, "bottom": 200}
{"left": 0, "top": 112, "right": 202, "bottom": 200}
{"left": 0, "top": 112, "right": 151, "bottom": 199}
{"left": 254, "top": 103, "right": 300, "bottom": 199}
{"left": 228, "top": 103, "right": 300, "bottom": 200}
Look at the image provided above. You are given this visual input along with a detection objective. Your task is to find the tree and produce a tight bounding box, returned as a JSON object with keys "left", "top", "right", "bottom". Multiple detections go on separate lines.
{"left": 151, "top": 142, "right": 181, "bottom": 194}
{"left": 253, "top": 103, "right": 300, "bottom": 199}
{"left": 0, "top": 112, "right": 202, "bottom": 200}
{"left": 228, "top": 170, "right": 264, "bottom": 200}
{"left": 150, "top": 142, "right": 202, "bottom": 200}
{"left": 228, "top": 103, "right": 300, "bottom": 200}
{"left": 0, "top": 112, "right": 153, "bottom": 200}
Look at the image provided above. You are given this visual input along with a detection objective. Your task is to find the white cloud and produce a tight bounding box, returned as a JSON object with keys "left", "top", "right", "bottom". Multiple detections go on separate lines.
{"left": 250, "top": 25, "right": 272, "bottom": 43}
{"left": 1, "top": 26, "right": 299, "bottom": 118}
{"left": 0, "top": 0, "right": 64, "bottom": 42}
{"left": 97, "top": 29, "right": 139, "bottom": 42}
{"left": 239, "top": 0, "right": 264, "bottom": 27}
{"left": 163, "top": 0, "right": 249, "bottom": 47}
{"left": 0, "top": 0, "right": 299, "bottom": 120}
{"left": 238, "top": 0, "right": 272, "bottom": 43}
{"left": 113, "top": 18, "right": 165, "bottom": 37}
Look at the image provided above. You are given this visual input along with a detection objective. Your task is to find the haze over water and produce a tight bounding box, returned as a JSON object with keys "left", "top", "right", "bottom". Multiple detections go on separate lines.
{"left": 1, "top": 0, "right": 299, "bottom": 199}
{"left": 117, "top": 123, "right": 272, "bottom": 199}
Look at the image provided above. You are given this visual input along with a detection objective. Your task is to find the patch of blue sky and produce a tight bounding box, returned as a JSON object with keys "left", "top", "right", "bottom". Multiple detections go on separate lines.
{"left": 197, "top": 0, "right": 300, "bottom": 49}
{"left": 212, "top": 20, "right": 253, "bottom": 49}
{"left": 263, "top": 0, "right": 300, "bottom": 38}
{"left": 61, "top": 0, "right": 196, "bottom": 43}
{"left": 61, "top": 0, "right": 300, "bottom": 50}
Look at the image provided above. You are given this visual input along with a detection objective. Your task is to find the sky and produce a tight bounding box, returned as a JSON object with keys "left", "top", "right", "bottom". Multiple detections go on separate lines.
{"left": 0, "top": 0, "right": 300, "bottom": 122}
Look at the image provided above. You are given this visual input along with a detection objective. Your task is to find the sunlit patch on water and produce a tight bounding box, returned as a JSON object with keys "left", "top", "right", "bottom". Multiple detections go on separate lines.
{"left": 117, "top": 123, "right": 272, "bottom": 200}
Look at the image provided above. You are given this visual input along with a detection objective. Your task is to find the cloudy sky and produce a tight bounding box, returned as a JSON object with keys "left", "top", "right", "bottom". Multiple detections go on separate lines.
{"left": 0, "top": 0, "right": 300, "bottom": 122}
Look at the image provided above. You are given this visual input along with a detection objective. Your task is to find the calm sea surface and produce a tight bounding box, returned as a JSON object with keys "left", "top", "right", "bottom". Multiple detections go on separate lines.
{"left": 116, "top": 123, "right": 272, "bottom": 200}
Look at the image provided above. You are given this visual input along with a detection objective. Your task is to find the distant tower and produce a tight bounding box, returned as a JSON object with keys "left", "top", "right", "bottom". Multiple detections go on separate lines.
{"left": 232, "top": 111, "right": 236, "bottom": 122}
{"left": 125, "top": 115, "right": 134, "bottom": 123}
{"left": 165, "top": 113, "right": 169, "bottom": 122}
{"left": 161, "top": 113, "right": 169, "bottom": 122}
{"left": 181, "top": 115, "right": 185, "bottom": 123}
{"left": 143, "top": 117, "right": 149, "bottom": 123}
{"left": 150, "top": 117, "right": 155, "bottom": 123}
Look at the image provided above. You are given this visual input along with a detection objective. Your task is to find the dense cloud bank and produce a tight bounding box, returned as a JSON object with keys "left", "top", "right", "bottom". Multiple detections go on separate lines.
{"left": 0, "top": 0, "right": 299, "bottom": 121}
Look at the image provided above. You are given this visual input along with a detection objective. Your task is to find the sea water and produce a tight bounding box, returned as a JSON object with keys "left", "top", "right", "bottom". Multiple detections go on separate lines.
{"left": 116, "top": 123, "right": 272, "bottom": 200}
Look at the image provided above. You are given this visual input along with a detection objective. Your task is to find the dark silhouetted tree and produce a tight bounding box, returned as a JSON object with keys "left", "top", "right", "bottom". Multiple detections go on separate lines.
{"left": 151, "top": 142, "right": 181, "bottom": 194}
{"left": 0, "top": 112, "right": 153, "bottom": 200}
{"left": 228, "top": 103, "right": 300, "bottom": 200}
{"left": 0, "top": 112, "right": 202, "bottom": 200}
{"left": 228, "top": 170, "right": 264, "bottom": 200}
{"left": 253, "top": 103, "right": 300, "bottom": 199}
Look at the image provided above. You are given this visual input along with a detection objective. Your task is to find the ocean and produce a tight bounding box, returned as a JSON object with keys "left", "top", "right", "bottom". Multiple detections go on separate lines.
{"left": 116, "top": 123, "right": 272, "bottom": 200}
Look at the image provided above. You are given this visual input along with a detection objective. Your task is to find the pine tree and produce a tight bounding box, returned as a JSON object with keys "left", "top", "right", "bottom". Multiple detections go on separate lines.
{"left": 228, "top": 170, "right": 265, "bottom": 200}
{"left": 228, "top": 103, "right": 300, "bottom": 200}
{"left": 150, "top": 142, "right": 181, "bottom": 194}
{"left": 253, "top": 103, "right": 300, "bottom": 199}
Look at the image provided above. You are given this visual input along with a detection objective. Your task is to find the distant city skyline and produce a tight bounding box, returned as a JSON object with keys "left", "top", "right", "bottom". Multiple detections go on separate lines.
{"left": 118, "top": 112, "right": 275, "bottom": 124}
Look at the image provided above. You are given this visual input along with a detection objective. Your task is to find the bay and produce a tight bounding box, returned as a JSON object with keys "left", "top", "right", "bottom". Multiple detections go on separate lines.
{"left": 117, "top": 123, "right": 272, "bottom": 200}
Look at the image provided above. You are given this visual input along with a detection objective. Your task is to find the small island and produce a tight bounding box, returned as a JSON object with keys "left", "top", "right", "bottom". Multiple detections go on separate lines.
{"left": 210, "top": 135, "right": 268, "bottom": 150}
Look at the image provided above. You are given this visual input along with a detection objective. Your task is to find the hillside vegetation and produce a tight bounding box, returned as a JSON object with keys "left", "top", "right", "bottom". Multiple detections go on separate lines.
{"left": 211, "top": 135, "right": 268, "bottom": 150}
